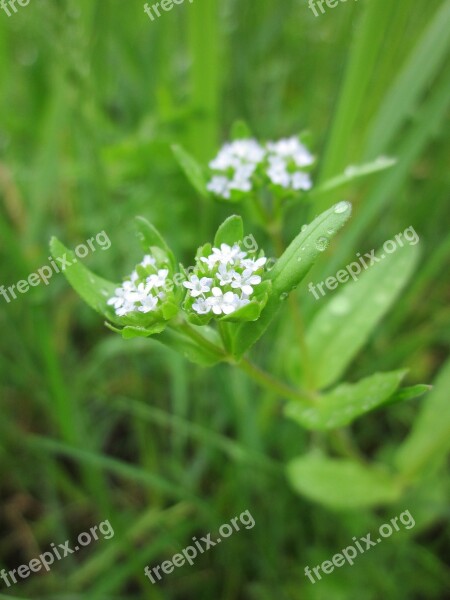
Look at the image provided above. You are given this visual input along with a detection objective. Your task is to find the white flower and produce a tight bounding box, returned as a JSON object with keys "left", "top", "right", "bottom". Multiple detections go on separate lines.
{"left": 211, "top": 243, "right": 246, "bottom": 266}
{"left": 266, "top": 136, "right": 314, "bottom": 167}
{"left": 206, "top": 287, "right": 240, "bottom": 315}
{"left": 130, "top": 270, "right": 140, "bottom": 283}
{"left": 192, "top": 297, "right": 211, "bottom": 315}
{"left": 291, "top": 172, "right": 312, "bottom": 191}
{"left": 231, "top": 269, "right": 262, "bottom": 295}
{"left": 147, "top": 269, "right": 169, "bottom": 288}
{"left": 141, "top": 254, "right": 157, "bottom": 268}
{"left": 116, "top": 302, "right": 136, "bottom": 316}
{"left": 138, "top": 295, "right": 159, "bottom": 313}
{"left": 107, "top": 286, "right": 130, "bottom": 310}
{"left": 207, "top": 175, "right": 231, "bottom": 199}
{"left": 216, "top": 264, "right": 236, "bottom": 286}
{"left": 183, "top": 275, "right": 213, "bottom": 297}
{"left": 267, "top": 157, "right": 291, "bottom": 188}
{"left": 125, "top": 282, "right": 152, "bottom": 303}
{"left": 209, "top": 139, "right": 265, "bottom": 170}
{"left": 241, "top": 257, "right": 267, "bottom": 272}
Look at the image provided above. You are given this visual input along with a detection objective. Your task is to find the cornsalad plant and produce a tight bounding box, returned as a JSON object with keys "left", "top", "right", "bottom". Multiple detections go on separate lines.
{"left": 51, "top": 131, "right": 432, "bottom": 510}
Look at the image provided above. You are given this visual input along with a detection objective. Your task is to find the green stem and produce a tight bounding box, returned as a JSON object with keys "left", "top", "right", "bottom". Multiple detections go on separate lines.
{"left": 239, "top": 358, "right": 317, "bottom": 405}
{"left": 176, "top": 320, "right": 227, "bottom": 359}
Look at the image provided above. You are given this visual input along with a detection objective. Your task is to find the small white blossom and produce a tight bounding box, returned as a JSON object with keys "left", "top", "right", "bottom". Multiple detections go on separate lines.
{"left": 207, "top": 175, "right": 232, "bottom": 199}
{"left": 108, "top": 253, "right": 171, "bottom": 318}
{"left": 292, "top": 172, "right": 312, "bottom": 191}
{"left": 147, "top": 269, "right": 169, "bottom": 289}
{"left": 217, "top": 264, "right": 236, "bottom": 286}
{"left": 206, "top": 288, "right": 240, "bottom": 315}
{"left": 116, "top": 302, "right": 136, "bottom": 317}
{"left": 184, "top": 240, "right": 267, "bottom": 318}
{"left": 241, "top": 257, "right": 267, "bottom": 272}
{"left": 138, "top": 295, "right": 159, "bottom": 313}
{"left": 183, "top": 275, "right": 213, "bottom": 297}
{"left": 231, "top": 269, "right": 262, "bottom": 295}
{"left": 108, "top": 287, "right": 131, "bottom": 310}
{"left": 212, "top": 243, "right": 247, "bottom": 266}
{"left": 141, "top": 255, "right": 157, "bottom": 268}
{"left": 192, "top": 297, "right": 211, "bottom": 315}
{"left": 266, "top": 136, "right": 314, "bottom": 167}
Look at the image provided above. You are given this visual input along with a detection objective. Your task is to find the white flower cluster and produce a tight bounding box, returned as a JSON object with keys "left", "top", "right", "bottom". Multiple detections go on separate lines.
{"left": 207, "top": 140, "right": 265, "bottom": 199}
{"left": 207, "top": 136, "right": 314, "bottom": 199}
{"left": 107, "top": 254, "right": 169, "bottom": 317}
{"left": 183, "top": 243, "right": 267, "bottom": 316}
{"left": 266, "top": 137, "right": 314, "bottom": 191}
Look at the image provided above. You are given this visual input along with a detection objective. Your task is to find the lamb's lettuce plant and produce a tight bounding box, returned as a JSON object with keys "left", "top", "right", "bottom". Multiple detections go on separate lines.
{"left": 51, "top": 132, "right": 431, "bottom": 511}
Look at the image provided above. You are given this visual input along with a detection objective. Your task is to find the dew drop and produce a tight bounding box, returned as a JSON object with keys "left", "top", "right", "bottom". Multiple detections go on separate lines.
{"left": 301, "top": 224, "right": 308, "bottom": 232}
{"left": 279, "top": 292, "right": 289, "bottom": 301}
{"left": 297, "top": 257, "right": 302, "bottom": 262}
{"left": 315, "top": 236, "right": 329, "bottom": 252}
{"left": 334, "top": 201, "right": 351, "bottom": 214}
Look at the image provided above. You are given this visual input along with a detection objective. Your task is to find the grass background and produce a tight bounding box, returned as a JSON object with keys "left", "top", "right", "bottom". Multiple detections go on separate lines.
{"left": 0, "top": 0, "right": 449, "bottom": 598}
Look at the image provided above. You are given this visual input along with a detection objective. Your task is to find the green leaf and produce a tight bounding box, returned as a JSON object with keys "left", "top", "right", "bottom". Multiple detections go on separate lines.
{"left": 172, "top": 144, "right": 208, "bottom": 198}
{"left": 49, "top": 237, "right": 120, "bottom": 323}
{"left": 395, "top": 359, "right": 450, "bottom": 480}
{"left": 312, "top": 157, "right": 397, "bottom": 196}
{"left": 214, "top": 215, "right": 244, "bottom": 247}
{"left": 285, "top": 370, "right": 407, "bottom": 431}
{"left": 134, "top": 216, "right": 176, "bottom": 269}
{"left": 232, "top": 201, "right": 353, "bottom": 359}
{"left": 231, "top": 120, "right": 253, "bottom": 139}
{"left": 286, "top": 454, "right": 402, "bottom": 509}
{"left": 119, "top": 324, "right": 167, "bottom": 339}
{"left": 383, "top": 384, "right": 431, "bottom": 407}
{"left": 305, "top": 243, "right": 419, "bottom": 389}
{"left": 157, "top": 327, "right": 224, "bottom": 367}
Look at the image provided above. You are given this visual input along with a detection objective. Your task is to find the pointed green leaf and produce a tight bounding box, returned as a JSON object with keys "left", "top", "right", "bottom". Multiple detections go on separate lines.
{"left": 134, "top": 216, "right": 176, "bottom": 269}
{"left": 231, "top": 120, "right": 253, "bottom": 139}
{"left": 121, "top": 324, "right": 167, "bottom": 339}
{"left": 286, "top": 454, "right": 402, "bottom": 509}
{"left": 395, "top": 359, "right": 450, "bottom": 480}
{"left": 172, "top": 144, "right": 208, "bottom": 198}
{"left": 306, "top": 244, "right": 419, "bottom": 389}
{"left": 383, "top": 384, "right": 431, "bottom": 407}
{"left": 232, "top": 201, "right": 353, "bottom": 358}
{"left": 311, "top": 156, "right": 397, "bottom": 196}
{"left": 285, "top": 370, "right": 407, "bottom": 431}
{"left": 214, "top": 215, "right": 244, "bottom": 247}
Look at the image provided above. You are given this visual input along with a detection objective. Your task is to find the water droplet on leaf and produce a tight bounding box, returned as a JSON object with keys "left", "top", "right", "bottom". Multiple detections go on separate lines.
{"left": 315, "top": 237, "right": 329, "bottom": 252}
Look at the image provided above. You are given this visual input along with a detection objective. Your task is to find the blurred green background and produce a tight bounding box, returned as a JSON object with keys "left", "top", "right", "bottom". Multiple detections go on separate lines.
{"left": 0, "top": 0, "right": 449, "bottom": 598}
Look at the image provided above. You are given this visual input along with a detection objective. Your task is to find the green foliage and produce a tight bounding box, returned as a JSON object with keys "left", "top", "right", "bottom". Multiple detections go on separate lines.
{"left": 285, "top": 370, "right": 408, "bottom": 431}
{"left": 396, "top": 359, "right": 450, "bottom": 480}
{"left": 304, "top": 244, "right": 420, "bottom": 389}
{"left": 286, "top": 454, "right": 403, "bottom": 510}
{"left": 1, "top": 0, "right": 449, "bottom": 598}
